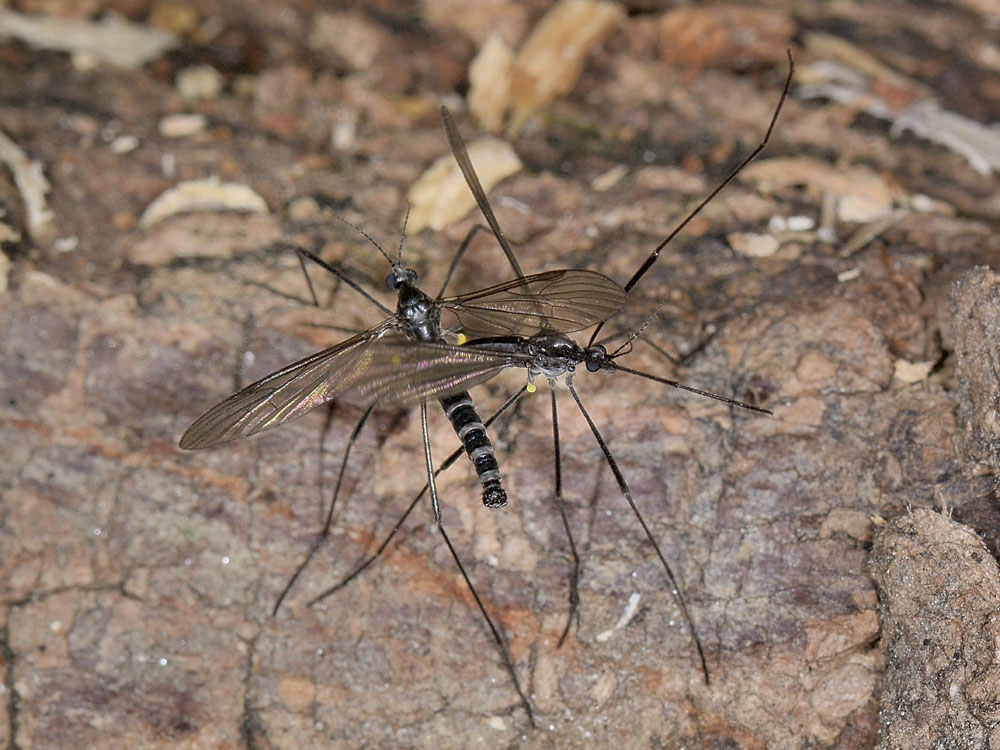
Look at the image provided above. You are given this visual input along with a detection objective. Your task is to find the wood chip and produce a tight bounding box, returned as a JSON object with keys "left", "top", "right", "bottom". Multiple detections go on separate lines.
{"left": 139, "top": 177, "right": 270, "bottom": 227}
{"left": 468, "top": 34, "right": 515, "bottom": 133}
{"left": 799, "top": 32, "right": 1000, "bottom": 176}
{"left": 728, "top": 231, "right": 779, "bottom": 257}
{"left": 0, "top": 125, "right": 55, "bottom": 241}
{"left": 158, "top": 113, "right": 207, "bottom": 138}
{"left": 0, "top": 9, "right": 178, "bottom": 68}
{"left": 590, "top": 163, "right": 628, "bottom": 192}
{"left": 659, "top": 6, "right": 794, "bottom": 72}
{"left": 743, "top": 157, "right": 897, "bottom": 224}
{"left": 406, "top": 136, "right": 522, "bottom": 233}
{"left": 893, "top": 359, "right": 933, "bottom": 384}
{"left": 176, "top": 64, "right": 224, "bottom": 102}
{"left": 308, "top": 11, "right": 384, "bottom": 72}
{"left": 507, "top": 0, "right": 624, "bottom": 133}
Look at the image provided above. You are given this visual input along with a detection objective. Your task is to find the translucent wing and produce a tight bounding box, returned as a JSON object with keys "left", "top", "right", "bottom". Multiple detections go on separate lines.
{"left": 180, "top": 325, "right": 522, "bottom": 449}
{"left": 440, "top": 269, "right": 625, "bottom": 337}
{"left": 336, "top": 337, "right": 521, "bottom": 406}
{"left": 180, "top": 324, "right": 392, "bottom": 449}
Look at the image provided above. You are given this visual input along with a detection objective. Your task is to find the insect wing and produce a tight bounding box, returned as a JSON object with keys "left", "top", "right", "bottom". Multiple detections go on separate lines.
{"left": 179, "top": 326, "right": 522, "bottom": 449}
{"left": 440, "top": 269, "right": 625, "bottom": 337}
{"left": 336, "top": 337, "right": 521, "bottom": 406}
{"left": 441, "top": 106, "right": 525, "bottom": 281}
{"left": 180, "top": 324, "right": 393, "bottom": 449}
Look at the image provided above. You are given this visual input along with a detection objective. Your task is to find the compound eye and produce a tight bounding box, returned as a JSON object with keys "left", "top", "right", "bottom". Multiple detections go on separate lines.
{"left": 386, "top": 272, "right": 398, "bottom": 289}
{"left": 585, "top": 344, "right": 607, "bottom": 372}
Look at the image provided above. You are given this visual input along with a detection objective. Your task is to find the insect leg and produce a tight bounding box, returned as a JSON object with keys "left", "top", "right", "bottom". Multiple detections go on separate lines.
{"left": 588, "top": 50, "right": 794, "bottom": 347}
{"left": 296, "top": 248, "right": 394, "bottom": 316}
{"left": 422, "top": 399, "right": 536, "bottom": 725}
{"left": 272, "top": 404, "right": 375, "bottom": 615}
{"left": 420, "top": 401, "right": 443, "bottom": 523}
{"left": 566, "top": 378, "right": 710, "bottom": 684}
{"left": 435, "top": 224, "right": 488, "bottom": 299}
{"left": 548, "top": 384, "right": 581, "bottom": 647}
{"left": 437, "top": 521, "right": 536, "bottom": 728}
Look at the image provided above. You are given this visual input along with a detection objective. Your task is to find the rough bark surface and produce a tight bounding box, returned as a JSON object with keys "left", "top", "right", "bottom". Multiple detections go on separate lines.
{"left": 951, "top": 266, "right": 1000, "bottom": 476}
{"left": 2, "top": 2, "right": 1000, "bottom": 749}
{"left": 870, "top": 509, "right": 1000, "bottom": 749}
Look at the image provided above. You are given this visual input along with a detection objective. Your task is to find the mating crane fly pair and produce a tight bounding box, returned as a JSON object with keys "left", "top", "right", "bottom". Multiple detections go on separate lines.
{"left": 181, "top": 54, "right": 793, "bottom": 725}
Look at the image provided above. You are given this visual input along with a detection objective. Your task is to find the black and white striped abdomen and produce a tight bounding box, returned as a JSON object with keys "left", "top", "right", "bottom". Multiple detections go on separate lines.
{"left": 438, "top": 392, "right": 507, "bottom": 508}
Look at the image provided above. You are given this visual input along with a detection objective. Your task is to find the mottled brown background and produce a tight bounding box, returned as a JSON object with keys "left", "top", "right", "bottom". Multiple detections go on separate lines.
{"left": 2, "top": 1, "right": 1000, "bottom": 749}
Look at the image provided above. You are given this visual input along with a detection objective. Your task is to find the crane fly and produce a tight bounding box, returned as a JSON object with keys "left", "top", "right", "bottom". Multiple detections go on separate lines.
{"left": 179, "top": 49, "right": 792, "bottom": 729}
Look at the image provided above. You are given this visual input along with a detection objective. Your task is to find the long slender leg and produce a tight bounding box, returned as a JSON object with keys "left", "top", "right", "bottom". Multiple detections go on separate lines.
{"left": 420, "top": 400, "right": 535, "bottom": 726}
{"left": 548, "top": 384, "right": 581, "bottom": 647}
{"left": 317, "top": 407, "right": 375, "bottom": 534}
{"left": 252, "top": 240, "right": 353, "bottom": 308}
{"left": 588, "top": 50, "right": 794, "bottom": 348}
{"left": 566, "top": 379, "right": 710, "bottom": 684}
{"left": 296, "top": 247, "right": 393, "bottom": 315}
{"left": 243, "top": 242, "right": 327, "bottom": 307}
{"left": 272, "top": 405, "right": 375, "bottom": 615}
{"left": 270, "top": 238, "right": 388, "bottom": 614}
{"left": 314, "top": 404, "right": 338, "bottom": 521}
{"left": 420, "top": 402, "right": 443, "bottom": 523}
{"left": 249, "top": 244, "right": 369, "bottom": 331}
{"left": 296, "top": 244, "right": 323, "bottom": 307}
{"left": 437, "top": 522, "right": 536, "bottom": 728}
{"left": 308, "top": 385, "right": 529, "bottom": 605}
{"left": 435, "top": 224, "right": 487, "bottom": 299}
{"left": 621, "top": 53, "right": 791, "bottom": 294}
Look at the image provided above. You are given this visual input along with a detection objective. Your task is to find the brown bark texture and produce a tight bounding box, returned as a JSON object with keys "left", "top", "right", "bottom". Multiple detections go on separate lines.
{"left": 2, "top": 2, "right": 1000, "bottom": 749}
